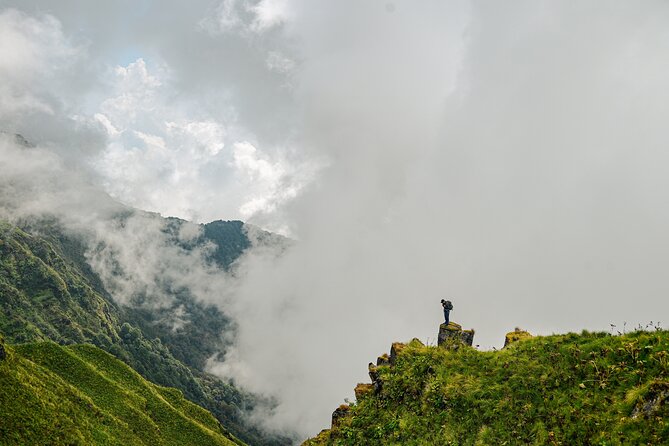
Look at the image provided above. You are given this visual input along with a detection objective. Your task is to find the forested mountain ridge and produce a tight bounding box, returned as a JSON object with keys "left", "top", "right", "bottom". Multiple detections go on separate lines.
{"left": 0, "top": 218, "right": 290, "bottom": 445}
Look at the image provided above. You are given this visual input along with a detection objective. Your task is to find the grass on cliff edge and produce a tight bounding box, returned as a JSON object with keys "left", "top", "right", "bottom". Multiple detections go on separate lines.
{"left": 306, "top": 330, "right": 669, "bottom": 446}
{"left": 0, "top": 339, "right": 243, "bottom": 446}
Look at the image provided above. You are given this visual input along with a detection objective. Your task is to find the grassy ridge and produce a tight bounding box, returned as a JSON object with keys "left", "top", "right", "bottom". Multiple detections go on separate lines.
{"left": 0, "top": 338, "right": 241, "bottom": 445}
{"left": 307, "top": 330, "right": 669, "bottom": 445}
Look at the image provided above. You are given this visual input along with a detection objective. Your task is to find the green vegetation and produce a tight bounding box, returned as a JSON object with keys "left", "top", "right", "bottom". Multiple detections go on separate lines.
{"left": 0, "top": 220, "right": 119, "bottom": 345}
{"left": 0, "top": 221, "right": 208, "bottom": 400}
{"left": 202, "top": 220, "right": 252, "bottom": 269}
{"left": 0, "top": 219, "right": 289, "bottom": 445}
{"left": 0, "top": 336, "right": 241, "bottom": 445}
{"left": 307, "top": 331, "right": 669, "bottom": 445}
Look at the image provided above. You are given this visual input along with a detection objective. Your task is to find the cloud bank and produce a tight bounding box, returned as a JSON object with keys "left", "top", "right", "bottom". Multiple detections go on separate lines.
{"left": 212, "top": 0, "right": 669, "bottom": 437}
{"left": 2, "top": 1, "right": 669, "bottom": 442}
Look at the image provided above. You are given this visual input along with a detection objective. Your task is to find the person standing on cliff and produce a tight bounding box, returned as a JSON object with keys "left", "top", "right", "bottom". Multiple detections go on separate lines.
{"left": 441, "top": 299, "right": 453, "bottom": 325}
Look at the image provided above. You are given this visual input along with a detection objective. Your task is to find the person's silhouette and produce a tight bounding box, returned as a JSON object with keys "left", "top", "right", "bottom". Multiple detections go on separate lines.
{"left": 441, "top": 299, "right": 453, "bottom": 325}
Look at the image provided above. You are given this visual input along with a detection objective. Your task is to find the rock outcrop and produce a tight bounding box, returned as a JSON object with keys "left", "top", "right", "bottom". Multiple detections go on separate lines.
{"left": 368, "top": 363, "right": 382, "bottom": 393}
{"left": 354, "top": 383, "right": 374, "bottom": 399}
{"left": 503, "top": 328, "right": 533, "bottom": 347}
{"left": 438, "top": 321, "right": 475, "bottom": 347}
{"left": 331, "top": 404, "right": 350, "bottom": 428}
{"left": 389, "top": 342, "right": 405, "bottom": 365}
{"left": 376, "top": 353, "right": 390, "bottom": 366}
{"left": 631, "top": 381, "right": 669, "bottom": 419}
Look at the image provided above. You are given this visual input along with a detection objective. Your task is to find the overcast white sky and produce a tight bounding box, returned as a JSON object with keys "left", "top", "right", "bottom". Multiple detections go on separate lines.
{"left": 2, "top": 0, "right": 669, "bottom": 441}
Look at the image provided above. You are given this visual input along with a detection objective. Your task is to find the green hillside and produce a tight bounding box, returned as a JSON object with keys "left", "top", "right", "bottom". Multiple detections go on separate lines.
{"left": 0, "top": 219, "right": 288, "bottom": 445}
{"left": 306, "top": 330, "right": 669, "bottom": 445}
{"left": 0, "top": 336, "right": 241, "bottom": 446}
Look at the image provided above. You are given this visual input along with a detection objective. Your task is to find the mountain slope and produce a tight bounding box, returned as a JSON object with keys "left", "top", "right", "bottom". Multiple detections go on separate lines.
{"left": 0, "top": 220, "right": 121, "bottom": 345}
{"left": 0, "top": 219, "right": 288, "bottom": 445}
{"left": 0, "top": 337, "right": 241, "bottom": 446}
{"left": 306, "top": 330, "right": 669, "bottom": 445}
{"left": 0, "top": 220, "right": 209, "bottom": 398}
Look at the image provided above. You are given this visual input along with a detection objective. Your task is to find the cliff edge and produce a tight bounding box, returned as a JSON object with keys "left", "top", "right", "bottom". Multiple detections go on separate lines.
{"left": 304, "top": 327, "right": 669, "bottom": 445}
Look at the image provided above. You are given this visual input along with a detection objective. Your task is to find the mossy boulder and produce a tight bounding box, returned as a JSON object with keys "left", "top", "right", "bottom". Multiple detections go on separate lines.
{"left": 354, "top": 383, "right": 374, "bottom": 400}
{"left": 376, "top": 353, "right": 390, "bottom": 367}
{"left": 389, "top": 342, "right": 406, "bottom": 365}
{"left": 503, "top": 328, "right": 533, "bottom": 347}
{"left": 368, "top": 363, "right": 382, "bottom": 394}
{"left": 438, "top": 321, "right": 475, "bottom": 347}
{"left": 304, "top": 430, "right": 330, "bottom": 445}
{"left": 331, "top": 404, "right": 350, "bottom": 428}
{"left": 631, "top": 380, "right": 669, "bottom": 419}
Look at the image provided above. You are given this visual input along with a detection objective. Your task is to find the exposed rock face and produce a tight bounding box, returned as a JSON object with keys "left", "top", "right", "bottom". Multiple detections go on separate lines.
{"left": 504, "top": 328, "right": 533, "bottom": 347}
{"left": 331, "top": 404, "right": 350, "bottom": 428}
{"left": 389, "top": 342, "right": 406, "bottom": 365}
{"left": 376, "top": 353, "right": 390, "bottom": 367}
{"left": 368, "top": 363, "right": 379, "bottom": 381}
{"left": 437, "top": 321, "right": 475, "bottom": 347}
{"left": 368, "top": 363, "right": 382, "bottom": 394}
{"left": 631, "top": 381, "right": 669, "bottom": 419}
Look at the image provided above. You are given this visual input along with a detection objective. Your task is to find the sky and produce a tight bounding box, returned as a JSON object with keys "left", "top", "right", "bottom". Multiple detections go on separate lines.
{"left": 2, "top": 0, "right": 669, "bottom": 441}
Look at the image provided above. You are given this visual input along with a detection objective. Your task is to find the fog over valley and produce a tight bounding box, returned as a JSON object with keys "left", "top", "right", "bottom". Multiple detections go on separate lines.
{"left": 1, "top": 1, "right": 669, "bottom": 441}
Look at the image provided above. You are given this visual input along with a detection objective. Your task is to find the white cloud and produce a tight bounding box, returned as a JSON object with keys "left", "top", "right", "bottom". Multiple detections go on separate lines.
{"left": 115, "top": 58, "right": 162, "bottom": 88}
{"left": 234, "top": 141, "right": 304, "bottom": 219}
{"left": 91, "top": 58, "right": 312, "bottom": 226}
{"left": 203, "top": 0, "right": 291, "bottom": 35}
{"left": 266, "top": 51, "right": 295, "bottom": 74}
{"left": 99, "top": 58, "right": 163, "bottom": 127}
{"left": 0, "top": 9, "right": 75, "bottom": 80}
{"left": 233, "top": 141, "right": 282, "bottom": 181}
{"left": 166, "top": 120, "right": 226, "bottom": 157}
{"left": 209, "top": 0, "right": 243, "bottom": 32}
{"left": 94, "top": 113, "right": 120, "bottom": 137}
{"left": 0, "top": 9, "right": 78, "bottom": 119}
{"left": 249, "top": 0, "right": 291, "bottom": 32}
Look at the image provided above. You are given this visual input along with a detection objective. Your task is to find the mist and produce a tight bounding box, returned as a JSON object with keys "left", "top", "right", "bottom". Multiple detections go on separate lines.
{"left": 2, "top": 0, "right": 669, "bottom": 442}
{"left": 211, "top": 0, "right": 669, "bottom": 437}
